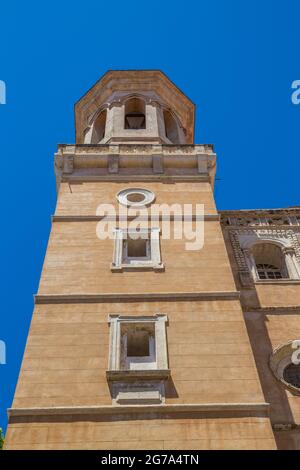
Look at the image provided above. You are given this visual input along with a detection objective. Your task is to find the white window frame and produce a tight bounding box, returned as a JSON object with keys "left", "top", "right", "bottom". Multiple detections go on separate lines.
{"left": 107, "top": 315, "right": 169, "bottom": 375}
{"left": 111, "top": 227, "right": 164, "bottom": 271}
{"left": 107, "top": 315, "right": 169, "bottom": 405}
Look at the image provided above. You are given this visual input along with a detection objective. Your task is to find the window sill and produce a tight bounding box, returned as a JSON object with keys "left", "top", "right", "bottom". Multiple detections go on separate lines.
{"left": 110, "top": 263, "right": 165, "bottom": 272}
{"left": 106, "top": 369, "right": 170, "bottom": 381}
{"left": 254, "top": 279, "right": 300, "bottom": 285}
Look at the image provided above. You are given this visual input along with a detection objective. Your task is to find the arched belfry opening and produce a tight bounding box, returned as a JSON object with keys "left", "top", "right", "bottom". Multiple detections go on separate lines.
{"left": 91, "top": 109, "right": 107, "bottom": 143}
{"left": 163, "top": 110, "right": 180, "bottom": 144}
{"left": 124, "top": 97, "right": 146, "bottom": 129}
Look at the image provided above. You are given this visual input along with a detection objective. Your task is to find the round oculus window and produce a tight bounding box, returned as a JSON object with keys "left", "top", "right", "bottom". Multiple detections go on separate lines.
{"left": 270, "top": 341, "right": 300, "bottom": 392}
{"left": 283, "top": 363, "right": 300, "bottom": 389}
{"left": 116, "top": 188, "right": 155, "bottom": 207}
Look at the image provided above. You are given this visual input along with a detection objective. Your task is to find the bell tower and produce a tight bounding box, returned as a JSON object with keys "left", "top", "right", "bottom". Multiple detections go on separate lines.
{"left": 5, "top": 71, "right": 276, "bottom": 450}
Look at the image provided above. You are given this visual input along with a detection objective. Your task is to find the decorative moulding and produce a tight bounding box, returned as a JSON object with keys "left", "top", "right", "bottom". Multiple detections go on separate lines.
{"left": 116, "top": 188, "right": 155, "bottom": 207}
{"left": 34, "top": 291, "right": 241, "bottom": 304}
{"left": 269, "top": 341, "right": 300, "bottom": 394}
{"left": 8, "top": 402, "right": 271, "bottom": 418}
{"left": 106, "top": 369, "right": 171, "bottom": 381}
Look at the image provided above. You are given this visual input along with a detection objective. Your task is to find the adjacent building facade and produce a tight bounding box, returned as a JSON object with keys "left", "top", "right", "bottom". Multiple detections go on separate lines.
{"left": 4, "top": 71, "right": 300, "bottom": 449}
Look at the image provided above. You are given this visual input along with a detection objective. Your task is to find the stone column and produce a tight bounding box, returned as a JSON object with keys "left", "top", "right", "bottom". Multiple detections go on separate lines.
{"left": 243, "top": 248, "right": 257, "bottom": 281}
{"left": 283, "top": 247, "right": 300, "bottom": 279}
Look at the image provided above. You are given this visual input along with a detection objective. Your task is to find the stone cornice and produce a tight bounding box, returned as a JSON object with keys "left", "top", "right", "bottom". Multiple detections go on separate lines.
{"left": 51, "top": 214, "right": 220, "bottom": 223}
{"left": 63, "top": 175, "right": 211, "bottom": 184}
{"left": 220, "top": 208, "right": 300, "bottom": 229}
{"left": 57, "top": 143, "right": 214, "bottom": 152}
{"left": 34, "top": 291, "right": 240, "bottom": 304}
{"left": 273, "top": 423, "right": 300, "bottom": 431}
{"left": 245, "top": 306, "right": 300, "bottom": 314}
{"left": 222, "top": 224, "right": 300, "bottom": 229}
{"left": 219, "top": 208, "right": 300, "bottom": 216}
{"left": 8, "top": 402, "right": 270, "bottom": 419}
{"left": 54, "top": 143, "right": 217, "bottom": 191}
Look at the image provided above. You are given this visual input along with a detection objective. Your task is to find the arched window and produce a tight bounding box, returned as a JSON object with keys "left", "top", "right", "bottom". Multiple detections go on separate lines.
{"left": 256, "top": 263, "right": 283, "bottom": 280}
{"left": 163, "top": 110, "right": 180, "bottom": 144}
{"left": 270, "top": 341, "right": 300, "bottom": 392}
{"left": 91, "top": 109, "right": 107, "bottom": 143}
{"left": 124, "top": 98, "right": 146, "bottom": 129}
{"left": 252, "top": 243, "right": 288, "bottom": 280}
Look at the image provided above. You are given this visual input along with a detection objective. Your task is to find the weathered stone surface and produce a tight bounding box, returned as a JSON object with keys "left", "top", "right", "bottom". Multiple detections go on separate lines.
{"left": 4, "top": 71, "right": 281, "bottom": 450}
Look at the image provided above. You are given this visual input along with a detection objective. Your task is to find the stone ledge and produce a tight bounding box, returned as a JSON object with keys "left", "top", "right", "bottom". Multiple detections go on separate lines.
{"left": 254, "top": 280, "right": 300, "bottom": 285}
{"left": 272, "top": 423, "right": 295, "bottom": 431}
{"left": 106, "top": 369, "right": 171, "bottom": 381}
{"left": 57, "top": 143, "right": 215, "bottom": 153}
{"left": 8, "top": 402, "right": 270, "bottom": 418}
{"left": 62, "top": 175, "right": 211, "bottom": 183}
{"left": 245, "top": 306, "right": 300, "bottom": 313}
{"left": 54, "top": 144, "right": 217, "bottom": 186}
{"left": 52, "top": 214, "right": 220, "bottom": 222}
{"left": 34, "top": 291, "right": 240, "bottom": 304}
{"left": 222, "top": 224, "right": 300, "bottom": 229}
{"left": 110, "top": 263, "right": 165, "bottom": 273}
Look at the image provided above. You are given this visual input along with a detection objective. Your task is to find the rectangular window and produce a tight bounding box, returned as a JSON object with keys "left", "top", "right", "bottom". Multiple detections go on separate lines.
{"left": 121, "top": 322, "right": 156, "bottom": 370}
{"left": 107, "top": 315, "right": 169, "bottom": 375}
{"left": 111, "top": 228, "right": 164, "bottom": 271}
{"left": 126, "top": 327, "right": 151, "bottom": 357}
{"left": 126, "top": 238, "right": 149, "bottom": 259}
{"left": 107, "top": 315, "right": 169, "bottom": 404}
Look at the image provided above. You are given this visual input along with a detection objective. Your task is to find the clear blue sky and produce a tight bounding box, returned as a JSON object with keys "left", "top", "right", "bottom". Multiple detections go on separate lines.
{"left": 0, "top": 0, "right": 299, "bottom": 431}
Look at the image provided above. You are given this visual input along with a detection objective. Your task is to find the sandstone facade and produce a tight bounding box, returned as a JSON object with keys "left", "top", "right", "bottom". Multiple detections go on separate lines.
{"left": 5, "top": 71, "right": 299, "bottom": 449}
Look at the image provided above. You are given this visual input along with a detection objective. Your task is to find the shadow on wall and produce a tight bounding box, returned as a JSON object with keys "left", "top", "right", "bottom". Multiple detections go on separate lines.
{"left": 244, "top": 310, "right": 299, "bottom": 449}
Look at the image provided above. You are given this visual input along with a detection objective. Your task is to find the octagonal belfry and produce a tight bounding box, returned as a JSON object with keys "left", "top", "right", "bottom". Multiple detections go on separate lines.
{"left": 75, "top": 70, "right": 195, "bottom": 145}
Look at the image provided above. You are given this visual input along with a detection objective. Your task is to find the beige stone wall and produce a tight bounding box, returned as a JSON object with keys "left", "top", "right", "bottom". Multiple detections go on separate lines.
{"left": 55, "top": 181, "right": 218, "bottom": 216}
{"left": 245, "top": 311, "right": 300, "bottom": 449}
{"left": 255, "top": 284, "right": 300, "bottom": 308}
{"left": 39, "top": 180, "right": 230, "bottom": 295}
{"left": 37, "top": 221, "right": 235, "bottom": 296}
{"left": 5, "top": 414, "right": 276, "bottom": 450}
{"left": 245, "top": 311, "right": 300, "bottom": 426}
{"left": 12, "top": 300, "right": 264, "bottom": 408}
{"left": 6, "top": 179, "right": 277, "bottom": 449}
{"left": 7, "top": 295, "right": 275, "bottom": 449}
